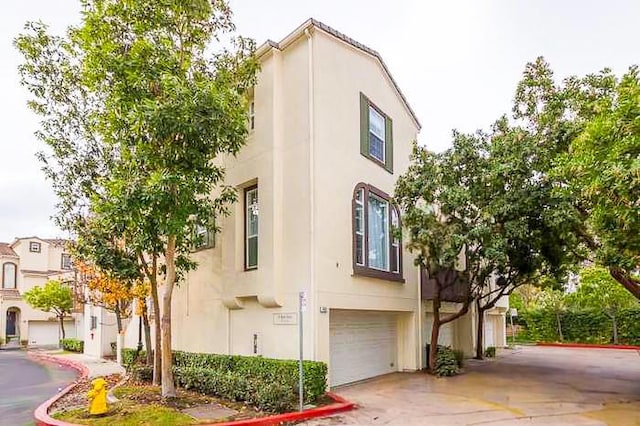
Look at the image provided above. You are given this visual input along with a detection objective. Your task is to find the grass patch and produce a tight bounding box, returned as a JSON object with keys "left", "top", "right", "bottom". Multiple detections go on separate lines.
{"left": 52, "top": 404, "right": 197, "bottom": 426}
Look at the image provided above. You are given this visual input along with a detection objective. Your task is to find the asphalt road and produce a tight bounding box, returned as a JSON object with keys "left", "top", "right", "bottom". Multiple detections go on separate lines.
{"left": 0, "top": 350, "right": 77, "bottom": 426}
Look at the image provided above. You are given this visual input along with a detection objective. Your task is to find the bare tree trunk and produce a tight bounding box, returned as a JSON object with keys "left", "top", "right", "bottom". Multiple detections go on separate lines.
{"left": 115, "top": 305, "right": 123, "bottom": 334}
{"left": 59, "top": 315, "right": 66, "bottom": 340}
{"left": 612, "top": 315, "right": 618, "bottom": 345}
{"left": 161, "top": 235, "right": 177, "bottom": 398}
{"left": 150, "top": 260, "right": 162, "bottom": 386}
{"left": 143, "top": 308, "right": 153, "bottom": 366}
{"left": 555, "top": 311, "right": 563, "bottom": 341}
{"left": 429, "top": 297, "right": 441, "bottom": 372}
{"left": 475, "top": 300, "right": 485, "bottom": 359}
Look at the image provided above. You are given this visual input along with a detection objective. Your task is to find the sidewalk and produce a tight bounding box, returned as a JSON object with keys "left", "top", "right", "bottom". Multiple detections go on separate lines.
{"left": 29, "top": 349, "right": 125, "bottom": 378}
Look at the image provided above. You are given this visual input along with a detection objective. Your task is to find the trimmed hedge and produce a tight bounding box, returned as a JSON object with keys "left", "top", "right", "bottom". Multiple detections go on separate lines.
{"left": 519, "top": 307, "right": 640, "bottom": 345}
{"left": 173, "top": 366, "right": 296, "bottom": 412}
{"left": 123, "top": 349, "right": 327, "bottom": 411}
{"left": 61, "top": 338, "right": 84, "bottom": 353}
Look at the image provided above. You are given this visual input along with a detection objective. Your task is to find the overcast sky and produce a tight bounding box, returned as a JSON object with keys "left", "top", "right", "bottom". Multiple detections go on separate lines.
{"left": 1, "top": 0, "right": 638, "bottom": 242}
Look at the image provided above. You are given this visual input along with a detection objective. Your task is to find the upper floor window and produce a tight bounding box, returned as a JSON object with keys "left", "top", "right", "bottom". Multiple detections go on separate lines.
{"left": 61, "top": 253, "right": 72, "bottom": 270}
{"left": 352, "top": 183, "right": 403, "bottom": 282}
{"left": 249, "top": 101, "right": 255, "bottom": 131}
{"left": 193, "top": 223, "right": 215, "bottom": 251}
{"left": 29, "top": 242, "right": 41, "bottom": 253}
{"left": 245, "top": 185, "right": 258, "bottom": 270}
{"left": 2, "top": 262, "right": 17, "bottom": 289}
{"left": 360, "top": 93, "right": 393, "bottom": 173}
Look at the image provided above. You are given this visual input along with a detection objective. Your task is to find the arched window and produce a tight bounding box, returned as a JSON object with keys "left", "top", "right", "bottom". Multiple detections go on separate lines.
{"left": 2, "top": 263, "right": 17, "bottom": 289}
{"left": 352, "top": 183, "right": 403, "bottom": 282}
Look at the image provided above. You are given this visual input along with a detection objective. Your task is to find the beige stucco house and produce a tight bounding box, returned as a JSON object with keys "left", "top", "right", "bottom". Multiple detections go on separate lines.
{"left": 121, "top": 19, "right": 507, "bottom": 386}
{"left": 0, "top": 237, "right": 82, "bottom": 347}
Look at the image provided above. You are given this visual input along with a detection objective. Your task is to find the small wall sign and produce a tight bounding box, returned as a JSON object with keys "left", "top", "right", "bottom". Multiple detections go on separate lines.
{"left": 273, "top": 312, "right": 298, "bottom": 325}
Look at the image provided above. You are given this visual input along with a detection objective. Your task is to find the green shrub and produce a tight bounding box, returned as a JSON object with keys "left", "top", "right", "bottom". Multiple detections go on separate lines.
{"left": 122, "top": 348, "right": 147, "bottom": 367}
{"left": 172, "top": 367, "right": 295, "bottom": 412}
{"left": 125, "top": 349, "right": 328, "bottom": 412}
{"left": 250, "top": 381, "right": 296, "bottom": 413}
{"left": 131, "top": 365, "right": 153, "bottom": 382}
{"left": 484, "top": 346, "right": 496, "bottom": 358}
{"left": 434, "top": 346, "right": 460, "bottom": 377}
{"left": 61, "top": 338, "right": 84, "bottom": 353}
{"left": 519, "top": 307, "right": 640, "bottom": 345}
{"left": 172, "top": 351, "right": 327, "bottom": 403}
{"left": 452, "top": 349, "right": 465, "bottom": 367}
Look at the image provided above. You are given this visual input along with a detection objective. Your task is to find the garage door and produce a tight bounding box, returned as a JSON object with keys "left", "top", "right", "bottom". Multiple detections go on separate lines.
{"left": 330, "top": 310, "right": 398, "bottom": 387}
{"left": 28, "top": 321, "right": 76, "bottom": 346}
{"left": 484, "top": 317, "right": 495, "bottom": 348}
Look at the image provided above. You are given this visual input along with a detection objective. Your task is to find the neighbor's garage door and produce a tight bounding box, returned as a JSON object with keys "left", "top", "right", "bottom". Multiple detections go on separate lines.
{"left": 330, "top": 310, "right": 398, "bottom": 387}
{"left": 484, "top": 316, "right": 495, "bottom": 348}
{"left": 28, "top": 321, "right": 75, "bottom": 346}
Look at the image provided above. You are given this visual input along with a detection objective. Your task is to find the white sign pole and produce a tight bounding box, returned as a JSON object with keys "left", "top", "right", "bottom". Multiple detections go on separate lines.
{"left": 298, "top": 291, "right": 306, "bottom": 412}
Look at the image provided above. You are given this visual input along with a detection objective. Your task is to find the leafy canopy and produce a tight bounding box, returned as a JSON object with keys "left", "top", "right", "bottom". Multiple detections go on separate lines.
{"left": 23, "top": 280, "right": 74, "bottom": 317}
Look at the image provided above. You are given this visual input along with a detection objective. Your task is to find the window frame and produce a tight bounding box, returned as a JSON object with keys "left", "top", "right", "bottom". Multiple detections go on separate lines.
{"left": 360, "top": 93, "right": 393, "bottom": 173}
{"left": 249, "top": 100, "right": 255, "bottom": 131}
{"left": 244, "top": 184, "right": 259, "bottom": 271}
{"left": 61, "top": 253, "right": 72, "bottom": 270}
{"left": 368, "top": 105, "right": 386, "bottom": 163}
{"left": 2, "top": 262, "right": 17, "bottom": 289}
{"left": 29, "top": 242, "right": 41, "bottom": 253}
{"left": 193, "top": 222, "right": 215, "bottom": 251}
{"left": 351, "top": 183, "right": 404, "bottom": 282}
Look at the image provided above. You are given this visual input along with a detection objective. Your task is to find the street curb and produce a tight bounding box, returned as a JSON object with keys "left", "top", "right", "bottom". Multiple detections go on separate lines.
{"left": 28, "top": 352, "right": 88, "bottom": 426}
{"left": 209, "top": 392, "right": 356, "bottom": 426}
{"left": 537, "top": 342, "right": 640, "bottom": 350}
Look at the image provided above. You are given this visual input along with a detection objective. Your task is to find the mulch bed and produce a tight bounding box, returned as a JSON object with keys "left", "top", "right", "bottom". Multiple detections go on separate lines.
{"left": 49, "top": 375, "right": 270, "bottom": 423}
{"left": 50, "top": 374, "right": 123, "bottom": 413}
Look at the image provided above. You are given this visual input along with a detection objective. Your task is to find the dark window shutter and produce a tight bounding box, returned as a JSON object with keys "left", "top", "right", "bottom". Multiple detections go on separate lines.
{"left": 384, "top": 116, "right": 393, "bottom": 173}
{"left": 360, "top": 93, "right": 369, "bottom": 157}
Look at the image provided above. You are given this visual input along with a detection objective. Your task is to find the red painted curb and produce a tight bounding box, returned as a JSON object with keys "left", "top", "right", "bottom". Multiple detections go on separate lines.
{"left": 28, "top": 352, "right": 88, "bottom": 426}
{"left": 209, "top": 392, "right": 356, "bottom": 426}
{"left": 537, "top": 342, "right": 640, "bottom": 350}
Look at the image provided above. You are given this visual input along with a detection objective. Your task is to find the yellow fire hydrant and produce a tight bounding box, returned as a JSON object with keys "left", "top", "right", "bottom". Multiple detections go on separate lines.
{"left": 87, "top": 377, "right": 108, "bottom": 415}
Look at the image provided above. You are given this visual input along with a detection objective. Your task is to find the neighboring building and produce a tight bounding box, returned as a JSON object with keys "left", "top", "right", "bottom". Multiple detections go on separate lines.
{"left": 0, "top": 237, "right": 82, "bottom": 346}
{"left": 120, "top": 19, "right": 506, "bottom": 386}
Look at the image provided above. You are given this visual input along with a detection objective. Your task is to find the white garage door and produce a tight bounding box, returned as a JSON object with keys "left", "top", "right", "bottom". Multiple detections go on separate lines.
{"left": 484, "top": 317, "right": 495, "bottom": 348}
{"left": 330, "top": 310, "right": 398, "bottom": 387}
{"left": 29, "top": 321, "right": 76, "bottom": 346}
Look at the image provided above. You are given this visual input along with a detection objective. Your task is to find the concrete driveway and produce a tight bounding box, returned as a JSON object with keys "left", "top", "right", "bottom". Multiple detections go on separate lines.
{"left": 308, "top": 346, "right": 640, "bottom": 425}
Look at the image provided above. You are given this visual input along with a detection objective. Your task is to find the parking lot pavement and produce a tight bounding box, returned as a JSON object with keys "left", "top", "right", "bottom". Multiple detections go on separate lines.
{"left": 0, "top": 349, "right": 77, "bottom": 425}
{"left": 304, "top": 346, "right": 640, "bottom": 425}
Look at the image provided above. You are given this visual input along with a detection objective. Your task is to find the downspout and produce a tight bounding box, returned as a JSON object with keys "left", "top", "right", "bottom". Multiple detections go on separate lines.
{"left": 304, "top": 27, "right": 317, "bottom": 360}
{"left": 417, "top": 263, "right": 423, "bottom": 369}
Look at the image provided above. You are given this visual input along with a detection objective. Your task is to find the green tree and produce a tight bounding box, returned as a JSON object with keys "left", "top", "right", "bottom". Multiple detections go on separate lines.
{"left": 536, "top": 289, "right": 567, "bottom": 341}
{"left": 514, "top": 58, "right": 640, "bottom": 299}
{"left": 395, "top": 122, "right": 570, "bottom": 365}
{"left": 16, "top": 0, "right": 258, "bottom": 397}
{"left": 23, "top": 280, "right": 74, "bottom": 340}
{"left": 570, "top": 266, "right": 638, "bottom": 344}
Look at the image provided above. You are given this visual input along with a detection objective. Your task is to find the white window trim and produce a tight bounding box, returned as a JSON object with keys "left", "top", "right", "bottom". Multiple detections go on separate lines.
{"left": 245, "top": 186, "right": 258, "bottom": 270}
{"left": 367, "top": 193, "right": 390, "bottom": 272}
{"left": 368, "top": 105, "right": 386, "bottom": 163}
{"left": 355, "top": 188, "right": 365, "bottom": 266}
{"left": 249, "top": 101, "right": 255, "bottom": 131}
